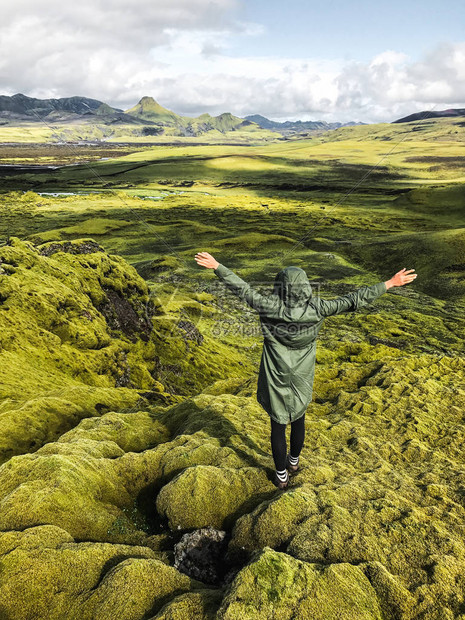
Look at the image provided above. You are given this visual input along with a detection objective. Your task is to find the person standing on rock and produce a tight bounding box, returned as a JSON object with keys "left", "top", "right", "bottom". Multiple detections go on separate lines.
{"left": 194, "top": 251, "right": 417, "bottom": 490}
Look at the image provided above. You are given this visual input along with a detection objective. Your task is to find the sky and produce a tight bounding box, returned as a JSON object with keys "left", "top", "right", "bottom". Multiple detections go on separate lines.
{"left": 1, "top": 0, "right": 465, "bottom": 123}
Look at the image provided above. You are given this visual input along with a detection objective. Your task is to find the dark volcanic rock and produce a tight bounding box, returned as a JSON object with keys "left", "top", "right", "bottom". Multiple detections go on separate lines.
{"left": 98, "top": 286, "right": 153, "bottom": 342}
{"left": 173, "top": 526, "right": 227, "bottom": 585}
{"left": 177, "top": 319, "right": 204, "bottom": 345}
{"left": 38, "top": 240, "right": 105, "bottom": 256}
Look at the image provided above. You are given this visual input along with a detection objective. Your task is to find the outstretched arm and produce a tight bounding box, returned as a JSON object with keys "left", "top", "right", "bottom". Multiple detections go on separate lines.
{"left": 194, "top": 251, "right": 277, "bottom": 313}
{"left": 319, "top": 268, "right": 417, "bottom": 318}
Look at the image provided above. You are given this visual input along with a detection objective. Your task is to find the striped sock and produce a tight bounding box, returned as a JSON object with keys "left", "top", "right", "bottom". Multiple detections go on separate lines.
{"left": 288, "top": 454, "right": 299, "bottom": 465}
{"left": 276, "top": 469, "right": 288, "bottom": 482}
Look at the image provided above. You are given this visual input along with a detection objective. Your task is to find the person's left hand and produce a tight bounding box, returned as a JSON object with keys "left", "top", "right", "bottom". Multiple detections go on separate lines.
{"left": 194, "top": 252, "right": 219, "bottom": 269}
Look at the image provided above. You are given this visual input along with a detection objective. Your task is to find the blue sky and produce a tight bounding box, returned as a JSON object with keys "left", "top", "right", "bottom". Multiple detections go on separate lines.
{"left": 237, "top": 0, "right": 465, "bottom": 62}
{"left": 1, "top": 0, "right": 465, "bottom": 123}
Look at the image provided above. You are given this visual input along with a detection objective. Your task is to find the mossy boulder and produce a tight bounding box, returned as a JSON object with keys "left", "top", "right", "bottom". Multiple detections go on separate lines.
{"left": 149, "top": 590, "right": 223, "bottom": 619}
{"left": 217, "top": 547, "right": 383, "bottom": 619}
{"left": 0, "top": 525, "right": 196, "bottom": 620}
{"left": 0, "top": 238, "right": 252, "bottom": 464}
{"left": 156, "top": 465, "right": 272, "bottom": 530}
{"left": 58, "top": 408, "right": 171, "bottom": 453}
{"left": 83, "top": 557, "right": 193, "bottom": 620}
{"left": 0, "top": 387, "right": 143, "bottom": 465}
{"left": 0, "top": 396, "right": 256, "bottom": 544}
{"left": 227, "top": 488, "right": 318, "bottom": 561}
{"left": 362, "top": 561, "right": 416, "bottom": 620}
{"left": 156, "top": 393, "right": 272, "bottom": 461}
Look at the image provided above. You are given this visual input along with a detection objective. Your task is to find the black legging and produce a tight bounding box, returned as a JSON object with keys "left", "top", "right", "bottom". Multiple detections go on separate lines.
{"left": 270, "top": 413, "right": 306, "bottom": 471}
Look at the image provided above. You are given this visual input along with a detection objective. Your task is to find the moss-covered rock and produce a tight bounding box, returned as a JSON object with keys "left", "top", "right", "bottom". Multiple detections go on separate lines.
{"left": 58, "top": 408, "right": 171, "bottom": 453}
{"left": 0, "top": 215, "right": 464, "bottom": 619}
{"left": 0, "top": 387, "right": 142, "bottom": 465}
{"left": 217, "top": 547, "right": 383, "bottom": 619}
{"left": 84, "top": 557, "right": 193, "bottom": 620}
{"left": 0, "top": 238, "right": 253, "bottom": 464}
{"left": 0, "top": 525, "right": 196, "bottom": 620}
{"left": 149, "top": 590, "right": 223, "bottom": 619}
{"left": 227, "top": 488, "right": 318, "bottom": 561}
{"left": 362, "top": 561, "right": 416, "bottom": 620}
{"left": 0, "top": 237, "right": 170, "bottom": 459}
{"left": 156, "top": 465, "right": 272, "bottom": 530}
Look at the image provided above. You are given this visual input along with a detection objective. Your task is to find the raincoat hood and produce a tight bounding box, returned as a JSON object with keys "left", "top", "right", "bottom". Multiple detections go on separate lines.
{"left": 273, "top": 266, "right": 313, "bottom": 307}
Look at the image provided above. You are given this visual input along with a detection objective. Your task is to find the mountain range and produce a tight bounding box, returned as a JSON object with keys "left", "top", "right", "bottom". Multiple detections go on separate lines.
{"left": 0, "top": 93, "right": 362, "bottom": 138}
{"left": 0, "top": 93, "right": 254, "bottom": 137}
{"left": 244, "top": 114, "right": 365, "bottom": 132}
{"left": 2, "top": 93, "right": 462, "bottom": 140}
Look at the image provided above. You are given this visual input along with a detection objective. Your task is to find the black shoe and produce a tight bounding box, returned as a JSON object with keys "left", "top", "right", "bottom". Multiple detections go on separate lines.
{"left": 272, "top": 471, "right": 290, "bottom": 490}
{"left": 286, "top": 453, "right": 299, "bottom": 474}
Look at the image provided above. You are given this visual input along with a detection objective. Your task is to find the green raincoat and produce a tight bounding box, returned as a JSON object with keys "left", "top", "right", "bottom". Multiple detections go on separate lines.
{"left": 214, "top": 263, "right": 387, "bottom": 424}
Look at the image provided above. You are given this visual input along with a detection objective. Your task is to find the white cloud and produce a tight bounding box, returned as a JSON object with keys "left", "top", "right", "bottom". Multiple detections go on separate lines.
{"left": 0, "top": 0, "right": 244, "bottom": 101}
{"left": 334, "top": 42, "right": 465, "bottom": 121}
{"left": 1, "top": 1, "right": 465, "bottom": 123}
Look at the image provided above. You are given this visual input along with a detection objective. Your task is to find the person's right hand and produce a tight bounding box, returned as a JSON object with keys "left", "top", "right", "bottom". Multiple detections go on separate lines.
{"left": 194, "top": 251, "right": 219, "bottom": 270}
{"left": 388, "top": 268, "right": 417, "bottom": 288}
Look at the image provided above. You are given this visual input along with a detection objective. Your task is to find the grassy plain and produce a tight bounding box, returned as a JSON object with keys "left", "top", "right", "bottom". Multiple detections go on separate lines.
{"left": 1, "top": 115, "right": 464, "bottom": 304}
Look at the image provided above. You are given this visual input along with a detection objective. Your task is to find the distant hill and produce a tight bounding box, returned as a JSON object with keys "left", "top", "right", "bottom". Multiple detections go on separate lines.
{"left": 125, "top": 96, "right": 180, "bottom": 124}
{"left": 0, "top": 93, "right": 146, "bottom": 127}
{"left": 245, "top": 114, "right": 365, "bottom": 133}
{"left": 0, "top": 93, "right": 363, "bottom": 141}
{"left": 126, "top": 96, "right": 255, "bottom": 135}
{"left": 393, "top": 108, "right": 465, "bottom": 123}
{"left": 0, "top": 93, "right": 123, "bottom": 118}
{"left": 0, "top": 93, "right": 267, "bottom": 139}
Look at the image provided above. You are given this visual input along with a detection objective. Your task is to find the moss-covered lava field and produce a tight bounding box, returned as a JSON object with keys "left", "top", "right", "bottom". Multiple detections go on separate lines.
{"left": 0, "top": 115, "right": 464, "bottom": 619}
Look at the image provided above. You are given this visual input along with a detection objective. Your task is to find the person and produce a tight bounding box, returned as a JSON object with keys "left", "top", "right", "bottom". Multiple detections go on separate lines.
{"left": 194, "top": 251, "right": 417, "bottom": 490}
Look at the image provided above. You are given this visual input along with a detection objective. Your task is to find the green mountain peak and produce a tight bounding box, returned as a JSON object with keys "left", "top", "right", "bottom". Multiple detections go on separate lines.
{"left": 125, "top": 96, "right": 180, "bottom": 124}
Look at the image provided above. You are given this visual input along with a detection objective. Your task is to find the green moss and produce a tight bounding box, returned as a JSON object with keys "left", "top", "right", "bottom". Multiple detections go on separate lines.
{"left": 0, "top": 388, "right": 142, "bottom": 464}
{"left": 0, "top": 525, "right": 195, "bottom": 620}
{"left": 156, "top": 465, "right": 271, "bottom": 530}
{"left": 217, "top": 547, "right": 383, "bottom": 619}
{"left": 0, "top": 237, "right": 155, "bottom": 394}
{"left": 84, "top": 557, "right": 193, "bottom": 620}
{"left": 228, "top": 489, "right": 318, "bottom": 560}
{"left": 150, "top": 590, "right": 223, "bottom": 619}
{"left": 29, "top": 218, "right": 134, "bottom": 243}
{"left": 58, "top": 409, "right": 171, "bottom": 453}
{"left": 362, "top": 562, "right": 415, "bottom": 620}
{"left": 0, "top": 124, "right": 464, "bottom": 618}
